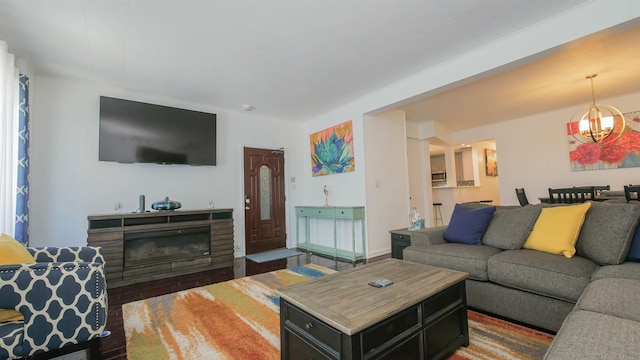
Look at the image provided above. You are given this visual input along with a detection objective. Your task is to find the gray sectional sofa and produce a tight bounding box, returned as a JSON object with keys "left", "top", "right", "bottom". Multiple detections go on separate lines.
{"left": 402, "top": 201, "right": 640, "bottom": 359}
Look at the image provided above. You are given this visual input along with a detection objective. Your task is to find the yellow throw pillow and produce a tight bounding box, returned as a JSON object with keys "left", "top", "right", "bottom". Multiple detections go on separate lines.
{"left": 0, "top": 233, "right": 35, "bottom": 322}
{"left": 523, "top": 202, "right": 591, "bottom": 258}
{"left": 0, "top": 310, "right": 23, "bottom": 322}
{"left": 0, "top": 233, "right": 36, "bottom": 264}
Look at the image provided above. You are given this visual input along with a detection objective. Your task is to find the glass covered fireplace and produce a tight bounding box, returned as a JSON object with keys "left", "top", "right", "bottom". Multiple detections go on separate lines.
{"left": 123, "top": 226, "right": 211, "bottom": 268}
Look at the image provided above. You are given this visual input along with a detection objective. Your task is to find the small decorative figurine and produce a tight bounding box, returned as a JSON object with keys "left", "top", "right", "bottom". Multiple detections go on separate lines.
{"left": 324, "top": 185, "right": 329, "bottom": 207}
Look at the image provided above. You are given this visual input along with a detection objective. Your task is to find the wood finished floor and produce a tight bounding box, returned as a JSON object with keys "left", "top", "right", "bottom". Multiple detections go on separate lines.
{"left": 101, "top": 253, "right": 386, "bottom": 360}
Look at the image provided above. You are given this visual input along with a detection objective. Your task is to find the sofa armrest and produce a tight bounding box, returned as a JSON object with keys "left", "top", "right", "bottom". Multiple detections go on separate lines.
{"left": 0, "top": 261, "right": 107, "bottom": 355}
{"left": 27, "top": 246, "right": 105, "bottom": 264}
{"left": 410, "top": 226, "right": 447, "bottom": 246}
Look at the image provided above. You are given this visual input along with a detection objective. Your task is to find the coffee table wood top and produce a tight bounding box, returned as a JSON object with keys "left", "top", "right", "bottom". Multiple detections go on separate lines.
{"left": 277, "top": 258, "right": 467, "bottom": 335}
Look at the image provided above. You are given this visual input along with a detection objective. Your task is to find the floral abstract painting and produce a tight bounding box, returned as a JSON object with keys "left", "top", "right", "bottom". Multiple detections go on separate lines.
{"left": 568, "top": 111, "right": 640, "bottom": 171}
{"left": 310, "top": 120, "right": 355, "bottom": 176}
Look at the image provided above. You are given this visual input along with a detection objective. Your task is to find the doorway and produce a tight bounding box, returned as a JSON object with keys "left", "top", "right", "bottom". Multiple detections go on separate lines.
{"left": 243, "top": 147, "right": 286, "bottom": 254}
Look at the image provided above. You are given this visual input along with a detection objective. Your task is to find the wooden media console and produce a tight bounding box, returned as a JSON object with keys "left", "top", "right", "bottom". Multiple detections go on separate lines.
{"left": 87, "top": 209, "right": 234, "bottom": 288}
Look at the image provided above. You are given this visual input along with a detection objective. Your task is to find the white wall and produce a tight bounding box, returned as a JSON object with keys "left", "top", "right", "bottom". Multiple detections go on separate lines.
{"left": 363, "top": 110, "right": 410, "bottom": 257}
{"left": 29, "top": 76, "right": 304, "bottom": 254}
{"left": 453, "top": 90, "right": 640, "bottom": 206}
{"left": 298, "top": 118, "right": 366, "bottom": 208}
{"left": 467, "top": 140, "right": 500, "bottom": 203}
{"left": 407, "top": 137, "right": 431, "bottom": 222}
{"left": 291, "top": 104, "right": 369, "bottom": 255}
{"left": 290, "top": 100, "right": 409, "bottom": 258}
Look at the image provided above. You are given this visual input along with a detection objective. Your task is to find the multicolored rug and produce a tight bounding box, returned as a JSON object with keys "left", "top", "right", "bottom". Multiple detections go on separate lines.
{"left": 123, "top": 265, "right": 553, "bottom": 359}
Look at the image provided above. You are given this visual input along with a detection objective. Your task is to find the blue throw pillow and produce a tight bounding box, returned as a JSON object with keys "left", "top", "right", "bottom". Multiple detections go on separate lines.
{"left": 627, "top": 225, "right": 640, "bottom": 262}
{"left": 444, "top": 204, "right": 496, "bottom": 245}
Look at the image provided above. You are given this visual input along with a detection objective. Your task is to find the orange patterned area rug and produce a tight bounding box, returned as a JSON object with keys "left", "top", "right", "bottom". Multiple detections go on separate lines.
{"left": 123, "top": 265, "right": 554, "bottom": 360}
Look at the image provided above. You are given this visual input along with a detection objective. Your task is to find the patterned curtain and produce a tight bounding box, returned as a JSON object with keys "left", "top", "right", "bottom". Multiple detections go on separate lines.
{"left": 15, "top": 74, "right": 29, "bottom": 245}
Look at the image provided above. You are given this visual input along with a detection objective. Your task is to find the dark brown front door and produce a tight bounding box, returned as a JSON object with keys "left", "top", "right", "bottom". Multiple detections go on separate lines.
{"left": 244, "top": 147, "right": 286, "bottom": 254}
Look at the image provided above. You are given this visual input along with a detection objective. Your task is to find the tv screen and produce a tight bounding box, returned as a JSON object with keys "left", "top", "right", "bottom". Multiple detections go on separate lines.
{"left": 99, "top": 96, "right": 217, "bottom": 165}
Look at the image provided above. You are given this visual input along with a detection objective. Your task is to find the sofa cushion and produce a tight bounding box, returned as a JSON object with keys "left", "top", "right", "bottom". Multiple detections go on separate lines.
{"left": 576, "top": 278, "right": 640, "bottom": 322}
{"left": 591, "top": 262, "right": 640, "bottom": 281}
{"left": 522, "top": 202, "right": 591, "bottom": 258}
{"left": 575, "top": 201, "right": 640, "bottom": 265}
{"left": 482, "top": 205, "right": 542, "bottom": 250}
{"left": 544, "top": 310, "right": 640, "bottom": 360}
{"left": 403, "top": 243, "right": 501, "bottom": 281}
{"left": 488, "top": 249, "right": 597, "bottom": 302}
{"left": 443, "top": 204, "right": 496, "bottom": 245}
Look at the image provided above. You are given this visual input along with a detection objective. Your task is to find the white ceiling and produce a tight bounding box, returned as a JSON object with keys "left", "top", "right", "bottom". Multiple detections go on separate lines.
{"left": 1, "top": 0, "right": 639, "bottom": 127}
{"left": 402, "top": 22, "right": 640, "bottom": 131}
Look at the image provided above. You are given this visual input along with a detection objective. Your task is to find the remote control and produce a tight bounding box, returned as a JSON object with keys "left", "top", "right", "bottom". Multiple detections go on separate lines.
{"left": 368, "top": 278, "right": 393, "bottom": 288}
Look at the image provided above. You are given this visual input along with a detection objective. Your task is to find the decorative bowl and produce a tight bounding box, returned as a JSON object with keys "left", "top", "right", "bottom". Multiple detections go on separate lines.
{"left": 151, "top": 196, "right": 182, "bottom": 211}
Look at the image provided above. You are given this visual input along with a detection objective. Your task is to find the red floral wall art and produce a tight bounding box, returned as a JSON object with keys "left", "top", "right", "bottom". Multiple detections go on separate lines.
{"left": 568, "top": 111, "right": 640, "bottom": 171}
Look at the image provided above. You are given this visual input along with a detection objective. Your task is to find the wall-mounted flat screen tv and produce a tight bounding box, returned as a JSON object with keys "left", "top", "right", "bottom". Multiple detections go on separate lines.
{"left": 99, "top": 96, "right": 217, "bottom": 165}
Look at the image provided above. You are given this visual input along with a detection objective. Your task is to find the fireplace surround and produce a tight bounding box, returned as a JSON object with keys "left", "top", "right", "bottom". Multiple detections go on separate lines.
{"left": 87, "top": 209, "right": 234, "bottom": 288}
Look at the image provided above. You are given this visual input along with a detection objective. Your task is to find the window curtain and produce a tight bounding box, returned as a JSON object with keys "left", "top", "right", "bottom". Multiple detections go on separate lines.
{"left": 15, "top": 74, "right": 30, "bottom": 245}
{"left": 0, "top": 41, "right": 20, "bottom": 241}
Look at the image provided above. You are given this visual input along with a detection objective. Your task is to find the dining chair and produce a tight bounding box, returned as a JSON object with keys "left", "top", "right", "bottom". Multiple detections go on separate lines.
{"left": 575, "top": 185, "right": 610, "bottom": 195}
{"left": 515, "top": 188, "right": 529, "bottom": 206}
{"left": 548, "top": 187, "right": 596, "bottom": 204}
{"left": 624, "top": 185, "right": 640, "bottom": 202}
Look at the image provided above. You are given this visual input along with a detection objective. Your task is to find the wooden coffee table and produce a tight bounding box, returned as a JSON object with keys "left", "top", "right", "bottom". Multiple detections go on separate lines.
{"left": 277, "top": 258, "right": 469, "bottom": 360}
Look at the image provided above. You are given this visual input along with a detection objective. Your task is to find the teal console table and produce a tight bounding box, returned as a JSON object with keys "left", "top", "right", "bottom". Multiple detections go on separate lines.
{"left": 295, "top": 206, "right": 366, "bottom": 265}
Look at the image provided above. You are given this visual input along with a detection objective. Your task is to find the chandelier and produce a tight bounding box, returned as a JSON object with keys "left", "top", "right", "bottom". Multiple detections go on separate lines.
{"left": 569, "top": 74, "right": 625, "bottom": 144}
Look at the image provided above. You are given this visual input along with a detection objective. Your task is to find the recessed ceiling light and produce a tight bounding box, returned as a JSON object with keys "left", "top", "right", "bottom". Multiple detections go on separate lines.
{"left": 242, "top": 104, "right": 254, "bottom": 111}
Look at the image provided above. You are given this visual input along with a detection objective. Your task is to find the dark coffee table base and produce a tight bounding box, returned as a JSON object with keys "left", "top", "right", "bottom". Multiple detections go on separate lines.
{"left": 280, "top": 280, "right": 468, "bottom": 360}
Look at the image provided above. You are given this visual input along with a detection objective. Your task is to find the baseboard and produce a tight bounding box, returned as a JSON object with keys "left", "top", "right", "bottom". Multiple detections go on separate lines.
{"left": 367, "top": 248, "right": 391, "bottom": 259}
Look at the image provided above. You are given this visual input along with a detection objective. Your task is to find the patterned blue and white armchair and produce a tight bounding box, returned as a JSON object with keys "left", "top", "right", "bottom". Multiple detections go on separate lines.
{"left": 0, "top": 247, "right": 107, "bottom": 360}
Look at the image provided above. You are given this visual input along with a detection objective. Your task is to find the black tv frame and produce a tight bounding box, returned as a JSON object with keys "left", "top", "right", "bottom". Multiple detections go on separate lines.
{"left": 99, "top": 96, "right": 217, "bottom": 166}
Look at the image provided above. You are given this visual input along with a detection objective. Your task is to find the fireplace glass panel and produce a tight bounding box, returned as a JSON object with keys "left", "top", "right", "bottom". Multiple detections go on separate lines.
{"left": 123, "top": 226, "right": 211, "bottom": 268}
